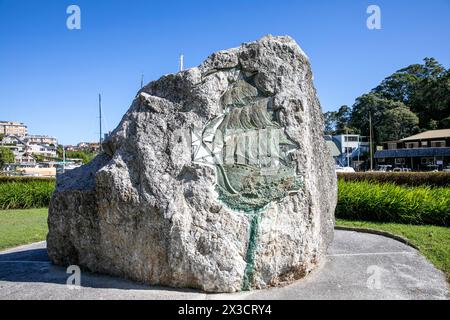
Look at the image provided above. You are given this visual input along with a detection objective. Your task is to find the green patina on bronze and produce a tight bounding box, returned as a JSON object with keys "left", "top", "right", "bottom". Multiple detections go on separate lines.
{"left": 242, "top": 213, "right": 261, "bottom": 291}
{"left": 191, "top": 73, "right": 303, "bottom": 289}
{"left": 192, "top": 76, "right": 302, "bottom": 212}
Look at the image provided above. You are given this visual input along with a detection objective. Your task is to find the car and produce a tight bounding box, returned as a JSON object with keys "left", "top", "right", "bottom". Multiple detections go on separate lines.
{"left": 377, "top": 165, "right": 392, "bottom": 172}
{"left": 335, "top": 166, "right": 355, "bottom": 173}
{"left": 392, "top": 167, "right": 411, "bottom": 172}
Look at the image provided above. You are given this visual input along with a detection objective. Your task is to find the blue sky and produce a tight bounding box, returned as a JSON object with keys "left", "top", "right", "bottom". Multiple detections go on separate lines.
{"left": 1, "top": 0, "right": 449, "bottom": 145}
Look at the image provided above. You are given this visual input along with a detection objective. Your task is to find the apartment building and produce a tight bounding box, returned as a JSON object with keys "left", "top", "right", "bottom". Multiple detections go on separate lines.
{"left": 23, "top": 135, "right": 57, "bottom": 146}
{"left": 0, "top": 121, "right": 28, "bottom": 137}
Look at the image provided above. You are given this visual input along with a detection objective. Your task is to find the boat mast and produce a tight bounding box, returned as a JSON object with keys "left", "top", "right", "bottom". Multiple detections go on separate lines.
{"left": 369, "top": 112, "right": 373, "bottom": 171}
{"left": 180, "top": 54, "right": 184, "bottom": 71}
{"left": 99, "top": 93, "right": 103, "bottom": 151}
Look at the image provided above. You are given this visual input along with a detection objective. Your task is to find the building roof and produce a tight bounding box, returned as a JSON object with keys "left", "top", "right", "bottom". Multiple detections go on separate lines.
{"left": 374, "top": 147, "right": 450, "bottom": 158}
{"left": 400, "top": 129, "right": 450, "bottom": 141}
{"left": 325, "top": 140, "right": 341, "bottom": 157}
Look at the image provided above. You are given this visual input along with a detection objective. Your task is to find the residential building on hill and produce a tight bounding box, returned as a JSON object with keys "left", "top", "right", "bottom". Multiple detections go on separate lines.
{"left": 23, "top": 135, "right": 57, "bottom": 146}
{"left": 76, "top": 142, "right": 100, "bottom": 152}
{"left": 0, "top": 134, "right": 57, "bottom": 164}
{"left": 0, "top": 121, "right": 28, "bottom": 137}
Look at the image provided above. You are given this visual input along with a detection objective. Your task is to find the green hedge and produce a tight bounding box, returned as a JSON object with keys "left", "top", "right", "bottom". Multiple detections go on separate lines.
{"left": 0, "top": 176, "right": 55, "bottom": 184}
{"left": 336, "top": 180, "right": 449, "bottom": 226}
{"left": 0, "top": 179, "right": 55, "bottom": 210}
{"left": 1, "top": 176, "right": 449, "bottom": 227}
{"left": 337, "top": 172, "right": 450, "bottom": 187}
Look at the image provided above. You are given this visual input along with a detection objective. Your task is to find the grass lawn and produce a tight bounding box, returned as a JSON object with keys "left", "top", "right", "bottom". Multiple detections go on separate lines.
{"left": 336, "top": 219, "right": 450, "bottom": 281}
{"left": 0, "top": 208, "right": 48, "bottom": 251}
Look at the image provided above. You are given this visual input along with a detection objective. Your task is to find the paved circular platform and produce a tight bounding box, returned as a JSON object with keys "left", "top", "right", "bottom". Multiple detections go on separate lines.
{"left": 0, "top": 230, "right": 447, "bottom": 300}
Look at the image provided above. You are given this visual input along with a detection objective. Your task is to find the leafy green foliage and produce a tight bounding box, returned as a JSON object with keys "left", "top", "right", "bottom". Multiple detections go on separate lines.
{"left": 65, "top": 151, "right": 96, "bottom": 164}
{"left": 378, "top": 106, "right": 419, "bottom": 142}
{"left": 336, "top": 180, "right": 449, "bottom": 226}
{"left": 323, "top": 105, "right": 355, "bottom": 135}
{"left": 56, "top": 144, "right": 96, "bottom": 164}
{"left": 0, "top": 179, "right": 55, "bottom": 209}
{"left": 373, "top": 57, "right": 450, "bottom": 130}
{"left": 325, "top": 57, "right": 450, "bottom": 141}
{"left": 349, "top": 93, "right": 411, "bottom": 144}
{"left": 0, "top": 147, "right": 15, "bottom": 168}
{"left": 31, "top": 153, "right": 45, "bottom": 162}
{"left": 0, "top": 176, "right": 55, "bottom": 184}
{"left": 337, "top": 172, "right": 450, "bottom": 187}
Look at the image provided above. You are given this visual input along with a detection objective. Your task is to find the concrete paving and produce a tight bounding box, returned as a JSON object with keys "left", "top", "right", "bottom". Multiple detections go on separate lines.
{"left": 0, "top": 230, "right": 447, "bottom": 300}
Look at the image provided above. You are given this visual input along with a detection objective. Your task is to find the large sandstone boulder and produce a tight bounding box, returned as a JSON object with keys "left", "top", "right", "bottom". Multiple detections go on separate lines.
{"left": 47, "top": 35, "right": 337, "bottom": 293}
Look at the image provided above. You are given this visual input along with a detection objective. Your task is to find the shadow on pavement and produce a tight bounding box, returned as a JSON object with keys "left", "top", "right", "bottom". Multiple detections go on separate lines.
{"left": 0, "top": 247, "right": 202, "bottom": 293}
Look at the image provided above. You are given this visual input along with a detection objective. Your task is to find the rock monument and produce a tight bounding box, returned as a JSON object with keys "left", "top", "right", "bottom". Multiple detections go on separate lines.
{"left": 47, "top": 35, "right": 337, "bottom": 292}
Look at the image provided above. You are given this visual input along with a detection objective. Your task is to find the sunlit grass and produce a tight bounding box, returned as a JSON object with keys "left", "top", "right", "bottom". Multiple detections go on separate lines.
{"left": 0, "top": 208, "right": 48, "bottom": 251}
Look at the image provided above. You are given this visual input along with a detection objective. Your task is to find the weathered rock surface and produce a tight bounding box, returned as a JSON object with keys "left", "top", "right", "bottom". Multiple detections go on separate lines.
{"left": 47, "top": 35, "right": 337, "bottom": 293}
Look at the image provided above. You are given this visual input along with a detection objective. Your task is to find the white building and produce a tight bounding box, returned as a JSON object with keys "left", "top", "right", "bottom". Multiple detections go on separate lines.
{"left": 27, "top": 143, "right": 57, "bottom": 158}
{"left": 332, "top": 134, "right": 370, "bottom": 167}
{"left": 0, "top": 134, "right": 56, "bottom": 163}
{"left": 0, "top": 121, "right": 28, "bottom": 137}
{"left": 23, "top": 135, "right": 57, "bottom": 146}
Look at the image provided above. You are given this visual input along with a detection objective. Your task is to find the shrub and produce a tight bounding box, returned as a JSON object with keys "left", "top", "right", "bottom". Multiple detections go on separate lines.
{"left": 336, "top": 180, "right": 449, "bottom": 226}
{"left": 0, "top": 179, "right": 55, "bottom": 209}
{"left": 337, "top": 172, "right": 450, "bottom": 187}
{"left": 0, "top": 176, "right": 55, "bottom": 184}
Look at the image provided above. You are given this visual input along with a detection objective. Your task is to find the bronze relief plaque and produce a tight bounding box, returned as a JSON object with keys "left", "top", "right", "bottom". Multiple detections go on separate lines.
{"left": 192, "top": 75, "right": 302, "bottom": 212}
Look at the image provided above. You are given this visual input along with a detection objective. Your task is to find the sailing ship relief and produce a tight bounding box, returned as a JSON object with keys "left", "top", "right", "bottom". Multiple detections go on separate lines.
{"left": 191, "top": 78, "right": 303, "bottom": 212}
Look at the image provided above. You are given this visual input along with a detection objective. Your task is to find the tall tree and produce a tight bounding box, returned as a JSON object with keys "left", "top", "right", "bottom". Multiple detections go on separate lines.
{"left": 378, "top": 106, "right": 419, "bottom": 142}
{"left": 323, "top": 111, "right": 337, "bottom": 135}
{"left": 372, "top": 57, "right": 449, "bottom": 129}
{"left": 350, "top": 93, "right": 407, "bottom": 144}
{"left": 409, "top": 67, "right": 450, "bottom": 129}
{"left": 323, "top": 105, "right": 354, "bottom": 135}
{"left": 335, "top": 105, "right": 353, "bottom": 134}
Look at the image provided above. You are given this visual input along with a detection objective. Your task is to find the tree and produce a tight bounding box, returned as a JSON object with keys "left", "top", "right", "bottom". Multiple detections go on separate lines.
{"left": 378, "top": 106, "right": 419, "bottom": 142}
{"left": 57, "top": 145, "right": 64, "bottom": 158}
{"left": 32, "top": 153, "right": 45, "bottom": 162}
{"left": 326, "top": 57, "right": 449, "bottom": 147}
{"left": 373, "top": 57, "right": 449, "bottom": 130}
{"left": 323, "top": 111, "right": 337, "bottom": 135}
{"left": 350, "top": 93, "right": 406, "bottom": 144}
{"left": 409, "top": 68, "right": 450, "bottom": 129}
{"left": 335, "top": 105, "right": 354, "bottom": 134}
{"left": 0, "top": 147, "right": 15, "bottom": 169}
{"left": 65, "top": 150, "right": 96, "bottom": 164}
{"left": 323, "top": 105, "right": 355, "bottom": 135}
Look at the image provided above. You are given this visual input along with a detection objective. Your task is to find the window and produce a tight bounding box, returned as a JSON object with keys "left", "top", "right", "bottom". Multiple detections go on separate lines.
{"left": 421, "top": 157, "right": 434, "bottom": 165}
{"left": 387, "top": 143, "right": 397, "bottom": 150}
{"left": 345, "top": 136, "right": 358, "bottom": 142}
{"left": 378, "top": 158, "right": 385, "bottom": 163}
{"left": 421, "top": 141, "right": 428, "bottom": 147}
{"left": 405, "top": 142, "right": 419, "bottom": 149}
{"left": 395, "top": 158, "right": 405, "bottom": 165}
{"left": 344, "top": 147, "right": 353, "bottom": 154}
{"left": 431, "top": 141, "right": 445, "bottom": 148}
